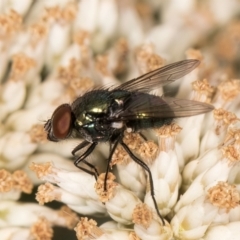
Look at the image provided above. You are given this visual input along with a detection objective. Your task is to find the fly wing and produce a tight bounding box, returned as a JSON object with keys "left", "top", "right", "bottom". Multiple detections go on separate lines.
{"left": 117, "top": 93, "right": 213, "bottom": 120}
{"left": 114, "top": 59, "right": 200, "bottom": 93}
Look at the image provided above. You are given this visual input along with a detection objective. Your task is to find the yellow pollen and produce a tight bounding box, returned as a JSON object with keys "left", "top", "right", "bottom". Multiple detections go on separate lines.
{"left": 36, "top": 183, "right": 60, "bottom": 205}
{"left": 132, "top": 203, "right": 153, "bottom": 229}
{"left": 30, "top": 217, "right": 53, "bottom": 240}
{"left": 0, "top": 169, "right": 13, "bottom": 192}
{"left": 29, "top": 162, "right": 53, "bottom": 179}
{"left": 12, "top": 170, "right": 33, "bottom": 194}
{"left": 74, "top": 217, "right": 104, "bottom": 240}
{"left": 94, "top": 173, "right": 117, "bottom": 203}
{"left": 207, "top": 181, "right": 240, "bottom": 211}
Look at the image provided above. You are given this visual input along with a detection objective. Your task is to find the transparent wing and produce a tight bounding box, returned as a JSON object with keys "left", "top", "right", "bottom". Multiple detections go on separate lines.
{"left": 116, "top": 93, "right": 213, "bottom": 120}
{"left": 114, "top": 59, "right": 200, "bottom": 92}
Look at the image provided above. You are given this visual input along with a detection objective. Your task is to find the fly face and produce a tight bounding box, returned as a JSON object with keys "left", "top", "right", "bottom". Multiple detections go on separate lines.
{"left": 44, "top": 59, "right": 214, "bottom": 225}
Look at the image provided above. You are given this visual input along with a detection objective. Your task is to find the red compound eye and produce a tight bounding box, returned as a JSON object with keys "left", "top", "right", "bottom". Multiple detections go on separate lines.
{"left": 52, "top": 104, "right": 72, "bottom": 139}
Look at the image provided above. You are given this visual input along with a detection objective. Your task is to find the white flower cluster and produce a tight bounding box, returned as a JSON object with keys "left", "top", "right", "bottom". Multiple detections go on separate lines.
{"left": 1, "top": 0, "right": 240, "bottom": 239}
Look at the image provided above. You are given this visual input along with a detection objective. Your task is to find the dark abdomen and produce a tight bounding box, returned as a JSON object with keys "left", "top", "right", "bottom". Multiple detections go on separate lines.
{"left": 126, "top": 118, "right": 173, "bottom": 132}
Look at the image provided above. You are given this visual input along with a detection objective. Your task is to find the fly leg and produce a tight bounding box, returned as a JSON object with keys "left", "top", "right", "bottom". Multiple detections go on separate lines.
{"left": 120, "top": 140, "right": 165, "bottom": 225}
{"left": 103, "top": 136, "right": 121, "bottom": 191}
{"left": 139, "top": 132, "right": 147, "bottom": 141}
{"left": 72, "top": 141, "right": 99, "bottom": 180}
{"left": 72, "top": 140, "right": 90, "bottom": 155}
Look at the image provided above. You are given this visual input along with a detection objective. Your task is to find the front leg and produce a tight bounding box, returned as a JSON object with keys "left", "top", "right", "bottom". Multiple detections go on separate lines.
{"left": 72, "top": 140, "right": 90, "bottom": 156}
{"left": 72, "top": 141, "right": 99, "bottom": 180}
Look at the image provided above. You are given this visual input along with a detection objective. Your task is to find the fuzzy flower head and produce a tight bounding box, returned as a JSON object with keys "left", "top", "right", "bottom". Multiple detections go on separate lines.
{"left": 1, "top": 1, "right": 240, "bottom": 239}
{"left": 207, "top": 181, "right": 240, "bottom": 212}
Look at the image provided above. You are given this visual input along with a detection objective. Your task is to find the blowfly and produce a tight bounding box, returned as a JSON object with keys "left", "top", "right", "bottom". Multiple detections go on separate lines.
{"left": 44, "top": 59, "right": 214, "bottom": 224}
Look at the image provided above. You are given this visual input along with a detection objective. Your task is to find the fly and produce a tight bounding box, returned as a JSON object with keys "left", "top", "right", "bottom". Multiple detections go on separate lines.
{"left": 44, "top": 59, "right": 214, "bottom": 225}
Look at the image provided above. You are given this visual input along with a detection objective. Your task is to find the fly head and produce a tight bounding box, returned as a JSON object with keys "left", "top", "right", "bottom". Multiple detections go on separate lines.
{"left": 44, "top": 104, "right": 73, "bottom": 142}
